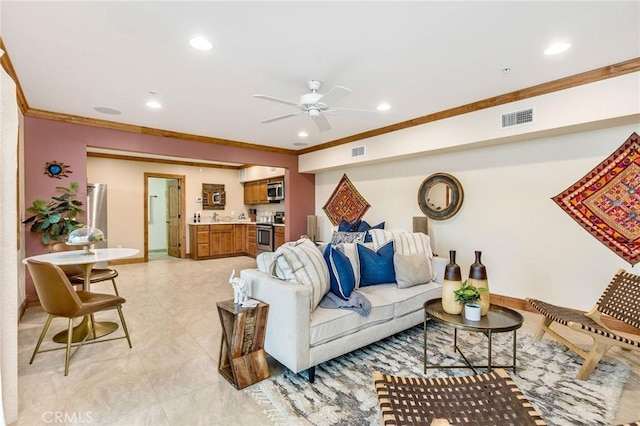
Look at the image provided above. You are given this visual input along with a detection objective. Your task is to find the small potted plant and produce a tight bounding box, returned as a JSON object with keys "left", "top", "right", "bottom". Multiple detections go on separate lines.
{"left": 453, "top": 280, "right": 487, "bottom": 321}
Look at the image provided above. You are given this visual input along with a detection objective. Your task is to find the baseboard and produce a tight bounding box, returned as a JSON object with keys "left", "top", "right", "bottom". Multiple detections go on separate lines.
{"left": 491, "top": 293, "right": 640, "bottom": 336}
{"left": 109, "top": 256, "right": 145, "bottom": 265}
{"left": 19, "top": 298, "right": 28, "bottom": 321}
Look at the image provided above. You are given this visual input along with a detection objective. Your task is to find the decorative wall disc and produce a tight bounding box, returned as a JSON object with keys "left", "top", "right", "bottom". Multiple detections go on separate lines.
{"left": 44, "top": 160, "right": 72, "bottom": 179}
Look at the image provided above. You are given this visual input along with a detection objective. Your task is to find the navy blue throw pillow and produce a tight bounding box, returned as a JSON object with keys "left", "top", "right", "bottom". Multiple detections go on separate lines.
{"left": 324, "top": 244, "right": 356, "bottom": 299}
{"left": 338, "top": 219, "right": 362, "bottom": 232}
{"left": 357, "top": 240, "right": 396, "bottom": 286}
{"left": 357, "top": 220, "right": 386, "bottom": 242}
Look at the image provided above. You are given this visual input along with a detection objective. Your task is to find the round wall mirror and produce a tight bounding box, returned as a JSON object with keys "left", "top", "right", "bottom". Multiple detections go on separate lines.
{"left": 417, "top": 173, "right": 464, "bottom": 220}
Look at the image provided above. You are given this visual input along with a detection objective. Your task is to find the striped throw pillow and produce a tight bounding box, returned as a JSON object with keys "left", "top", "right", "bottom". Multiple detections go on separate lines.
{"left": 270, "top": 238, "right": 330, "bottom": 311}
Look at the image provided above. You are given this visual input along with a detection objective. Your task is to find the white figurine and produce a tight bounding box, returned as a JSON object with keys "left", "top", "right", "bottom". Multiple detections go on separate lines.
{"left": 229, "top": 269, "right": 248, "bottom": 305}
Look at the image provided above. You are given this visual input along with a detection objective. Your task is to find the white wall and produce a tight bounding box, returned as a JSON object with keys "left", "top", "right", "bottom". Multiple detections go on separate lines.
{"left": 315, "top": 123, "right": 640, "bottom": 312}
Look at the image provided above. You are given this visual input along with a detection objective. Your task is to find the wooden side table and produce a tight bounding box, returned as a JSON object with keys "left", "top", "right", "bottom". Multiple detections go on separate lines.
{"left": 216, "top": 299, "right": 270, "bottom": 389}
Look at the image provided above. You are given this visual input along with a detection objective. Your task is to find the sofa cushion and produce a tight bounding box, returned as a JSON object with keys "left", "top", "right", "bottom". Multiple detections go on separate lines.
{"left": 394, "top": 253, "right": 433, "bottom": 288}
{"left": 358, "top": 281, "right": 442, "bottom": 318}
{"left": 369, "top": 229, "right": 433, "bottom": 256}
{"left": 309, "top": 290, "right": 395, "bottom": 346}
{"left": 357, "top": 240, "right": 396, "bottom": 286}
{"left": 324, "top": 244, "right": 356, "bottom": 299}
{"left": 270, "top": 238, "right": 330, "bottom": 311}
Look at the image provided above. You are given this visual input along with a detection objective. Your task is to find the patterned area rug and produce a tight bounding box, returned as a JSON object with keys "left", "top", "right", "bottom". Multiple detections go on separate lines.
{"left": 245, "top": 323, "right": 629, "bottom": 426}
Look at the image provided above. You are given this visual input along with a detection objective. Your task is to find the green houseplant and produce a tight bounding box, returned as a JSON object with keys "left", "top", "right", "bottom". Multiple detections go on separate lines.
{"left": 453, "top": 280, "right": 487, "bottom": 321}
{"left": 23, "top": 181, "right": 85, "bottom": 245}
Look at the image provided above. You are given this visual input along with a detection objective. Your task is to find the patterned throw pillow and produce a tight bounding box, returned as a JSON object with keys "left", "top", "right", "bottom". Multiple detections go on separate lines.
{"left": 270, "top": 238, "right": 330, "bottom": 311}
{"left": 330, "top": 231, "right": 366, "bottom": 245}
{"left": 369, "top": 229, "right": 437, "bottom": 282}
{"left": 324, "top": 245, "right": 356, "bottom": 300}
{"left": 356, "top": 240, "right": 396, "bottom": 286}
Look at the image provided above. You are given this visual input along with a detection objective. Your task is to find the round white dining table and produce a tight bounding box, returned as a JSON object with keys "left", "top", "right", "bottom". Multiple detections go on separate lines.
{"left": 23, "top": 247, "right": 139, "bottom": 343}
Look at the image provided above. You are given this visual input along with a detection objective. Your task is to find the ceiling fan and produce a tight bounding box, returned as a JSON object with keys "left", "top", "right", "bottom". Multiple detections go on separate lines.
{"left": 253, "top": 80, "right": 377, "bottom": 132}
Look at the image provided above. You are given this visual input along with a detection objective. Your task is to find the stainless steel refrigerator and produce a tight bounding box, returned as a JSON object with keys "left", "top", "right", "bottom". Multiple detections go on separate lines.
{"left": 87, "top": 183, "right": 108, "bottom": 267}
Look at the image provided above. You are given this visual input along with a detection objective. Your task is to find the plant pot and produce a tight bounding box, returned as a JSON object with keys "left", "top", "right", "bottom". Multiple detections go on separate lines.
{"left": 464, "top": 303, "right": 481, "bottom": 321}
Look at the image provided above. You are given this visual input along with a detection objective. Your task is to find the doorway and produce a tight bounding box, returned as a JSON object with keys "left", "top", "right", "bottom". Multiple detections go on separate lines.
{"left": 144, "top": 173, "right": 186, "bottom": 261}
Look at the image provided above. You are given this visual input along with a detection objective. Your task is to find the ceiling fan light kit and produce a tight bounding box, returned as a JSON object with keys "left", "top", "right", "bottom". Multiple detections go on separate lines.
{"left": 254, "top": 80, "right": 377, "bottom": 132}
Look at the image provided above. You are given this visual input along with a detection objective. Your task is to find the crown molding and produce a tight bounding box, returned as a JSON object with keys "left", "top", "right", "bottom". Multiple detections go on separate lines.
{"left": 298, "top": 57, "right": 640, "bottom": 154}
{"left": 87, "top": 151, "right": 242, "bottom": 170}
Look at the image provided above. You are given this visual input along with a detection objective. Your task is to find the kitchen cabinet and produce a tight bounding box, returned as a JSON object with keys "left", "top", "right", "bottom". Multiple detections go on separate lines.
{"left": 274, "top": 226, "right": 285, "bottom": 250}
{"left": 243, "top": 177, "right": 282, "bottom": 205}
{"left": 210, "top": 225, "right": 234, "bottom": 256}
{"left": 247, "top": 225, "right": 256, "bottom": 256}
{"left": 234, "top": 224, "right": 248, "bottom": 253}
{"left": 190, "top": 224, "right": 258, "bottom": 259}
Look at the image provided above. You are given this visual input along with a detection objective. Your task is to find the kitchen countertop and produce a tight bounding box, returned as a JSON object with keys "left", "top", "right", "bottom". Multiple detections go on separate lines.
{"left": 188, "top": 221, "right": 285, "bottom": 226}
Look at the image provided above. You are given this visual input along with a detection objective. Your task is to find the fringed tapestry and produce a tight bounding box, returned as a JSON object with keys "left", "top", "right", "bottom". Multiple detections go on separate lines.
{"left": 322, "top": 174, "right": 370, "bottom": 226}
{"left": 553, "top": 132, "right": 640, "bottom": 265}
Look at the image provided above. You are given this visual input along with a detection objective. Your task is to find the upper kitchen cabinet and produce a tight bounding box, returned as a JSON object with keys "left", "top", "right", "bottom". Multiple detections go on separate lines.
{"left": 243, "top": 178, "right": 281, "bottom": 205}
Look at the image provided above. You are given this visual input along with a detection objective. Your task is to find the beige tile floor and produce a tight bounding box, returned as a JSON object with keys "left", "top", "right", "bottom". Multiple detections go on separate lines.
{"left": 14, "top": 255, "right": 640, "bottom": 425}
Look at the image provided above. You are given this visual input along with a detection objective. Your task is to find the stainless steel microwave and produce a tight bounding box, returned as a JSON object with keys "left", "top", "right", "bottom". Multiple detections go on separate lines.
{"left": 267, "top": 181, "right": 284, "bottom": 201}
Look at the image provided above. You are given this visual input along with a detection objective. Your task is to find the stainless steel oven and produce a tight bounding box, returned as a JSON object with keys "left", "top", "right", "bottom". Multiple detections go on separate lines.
{"left": 256, "top": 223, "right": 274, "bottom": 253}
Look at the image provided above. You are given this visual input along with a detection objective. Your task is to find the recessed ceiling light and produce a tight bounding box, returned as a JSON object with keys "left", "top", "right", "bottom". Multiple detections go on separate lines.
{"left": 189, "top": 37, "right": 213, "bottom": 51}
{"left": 145, "top": 100, "right": 162, "bottom": 109}
{"left": 544, "top": 42, "right": 571, "bottom": 55}
{"left": 293, "top": 142, "right": 308, "bottom": 147}
{"left": 377, "top": 103, "right": 391, "bottom": 111}
{"left": 298, "top": 131, "right": 308, "bottom": 138}
{"left": 94, "top": 106, "right": 121, "bottom": 115}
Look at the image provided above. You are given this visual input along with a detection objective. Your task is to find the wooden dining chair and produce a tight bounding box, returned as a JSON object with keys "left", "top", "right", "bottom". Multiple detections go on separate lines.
{"left": 49, "top": 241, "right": 120, "bottom": 295}
{"left": 26, "top": 259, "right": 132, "bottom": 376}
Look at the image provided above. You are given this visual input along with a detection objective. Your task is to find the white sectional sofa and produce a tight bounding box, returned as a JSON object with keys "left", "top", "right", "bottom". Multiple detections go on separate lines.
{"left": 240, "top": 230, "right": 446, "bottom": 382}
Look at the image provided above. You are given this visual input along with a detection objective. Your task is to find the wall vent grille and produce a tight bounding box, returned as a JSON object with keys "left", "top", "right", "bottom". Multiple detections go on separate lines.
{"left": 352, "top": 146, "right": 365, "bottom": 157}
{"left": 268, "top": 167, "right": 277, "bottom": 173}
{"left": 501, "top": 108, "right": 534, "bottom": 128}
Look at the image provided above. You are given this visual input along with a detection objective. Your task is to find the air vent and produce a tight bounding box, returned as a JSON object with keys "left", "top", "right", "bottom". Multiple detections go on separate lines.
{"left": 501, "top": 108, "right": 534, "bottom": 128}
{"left": 351, "top": 146, "right": 365, "bottom": 157}
{"left": 268, "top": 167, "right": 277, "bottom": 173}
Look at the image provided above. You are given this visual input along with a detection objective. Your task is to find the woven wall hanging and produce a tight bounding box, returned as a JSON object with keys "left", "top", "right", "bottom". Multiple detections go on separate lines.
{"left": 553, "top": 132, "right": 640, "bottom": 265}
{"left": 322, "top": 174, "right": 370, "bottom": 226}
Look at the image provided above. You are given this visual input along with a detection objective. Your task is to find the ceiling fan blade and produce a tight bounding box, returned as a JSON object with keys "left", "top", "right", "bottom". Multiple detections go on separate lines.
{"left": 261, "top": 112, "right": 300, "bottom": 123}
{"left": 312, "top": 114, "right": 331, "bottom": 132}
{"left": 253, "top": 94, "right": 300, "bottom": 108}
{"left": 317, "top": 86, "right": 351, "bottom": 107}
{"left": 332, "top": 107, "right": 379, "bottom": 119}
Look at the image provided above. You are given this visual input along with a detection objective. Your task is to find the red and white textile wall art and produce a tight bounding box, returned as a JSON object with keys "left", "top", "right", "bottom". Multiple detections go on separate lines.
{"left": 553, "top": 132, "right": 640, "bottom": 265}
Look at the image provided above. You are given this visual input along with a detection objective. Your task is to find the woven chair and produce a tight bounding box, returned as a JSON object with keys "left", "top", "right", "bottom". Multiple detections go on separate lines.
{"left": 527, "top": 268, "right": 640, "bottom": 380}
{"left": 373, "top": 369, "right": 545, "bottom": 426}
